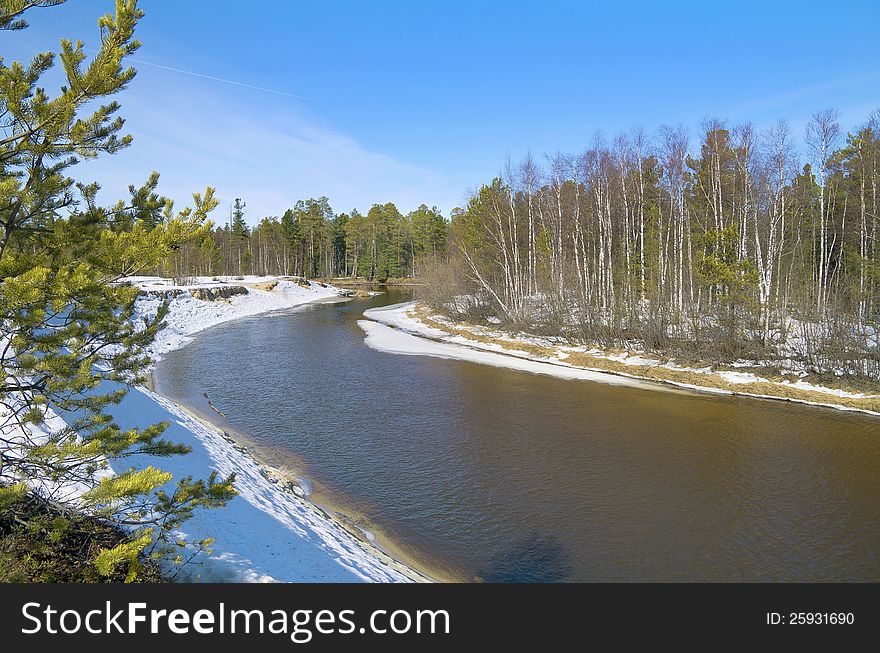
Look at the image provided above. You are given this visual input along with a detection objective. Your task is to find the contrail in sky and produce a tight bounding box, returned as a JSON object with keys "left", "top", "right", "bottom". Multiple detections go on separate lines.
{"left": 123, "top": 55, "right": 315, "bottom": 101}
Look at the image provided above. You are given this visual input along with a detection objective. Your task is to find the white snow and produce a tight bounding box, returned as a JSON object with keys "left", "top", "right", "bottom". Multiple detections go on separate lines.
{"left": 782, "top": 379, "right": 869, "bottom": 399}
{"left": 125, "top": 276, "right": 344, "bottom": 362}
{"left": 117, "top": 277, "right": 420, "bottom": 582}
{"left": 5, "top": 276, "right": 423, "bottom": 583}
{"left": 363, "top": 302, "right": 449, "bottom": 339}
{"left": 358, "top": 307, "right": 665, "bottom": 391}
{"left": 117, "top": 387, "right": 412, "bottom": 582}
{"left": 612, "top": 354, "right": 661, "bottom": 367}
{"left": 717, "top": 370, "right": 762, "bottom": 385}
{"left": 361, "top": 302, "right": 880, "bottom": 416}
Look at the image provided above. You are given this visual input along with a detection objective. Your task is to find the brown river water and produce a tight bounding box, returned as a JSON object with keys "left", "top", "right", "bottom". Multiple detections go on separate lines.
{"left": 154, "top": 288, "right": 880, "bottom": 581}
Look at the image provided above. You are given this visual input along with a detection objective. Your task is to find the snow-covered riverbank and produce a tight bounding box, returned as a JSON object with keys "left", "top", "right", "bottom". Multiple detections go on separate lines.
{"left": 358, "top": 311, "right": 663, "bottom": 391}
{"left": 126, "top": 276, "right": 343, "bottom": 361}
{"left": 115, "top": 385, "right": 418, "bottom": 582}
{"left": 18, "top": 276, "right": 425, "bottom": 582}
{"left": 121, "top": 276, "right": 427, "bottom": 582}
{"left": 360, "top": 302, "right": 880, "bottom": 418}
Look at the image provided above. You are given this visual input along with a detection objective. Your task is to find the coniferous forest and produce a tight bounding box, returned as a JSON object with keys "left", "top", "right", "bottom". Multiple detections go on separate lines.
{"left": 166, "top": 197, "right": 447, "bottom": 282}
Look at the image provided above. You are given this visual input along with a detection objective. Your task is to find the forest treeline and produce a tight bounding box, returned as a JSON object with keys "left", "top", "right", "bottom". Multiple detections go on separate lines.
{"left": 421, "top": 110, "right": 880, "bottom": 379}
{"left": 165, "top": 197, "right": 447, "bottom": 281}
{"left": 161, "top": 108, "right": 880, "bottom": 379}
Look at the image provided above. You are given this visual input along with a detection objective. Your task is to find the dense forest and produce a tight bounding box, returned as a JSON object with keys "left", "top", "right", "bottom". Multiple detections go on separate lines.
{"left": 165, "top": 197, "right": 447, "bottom": 281}
{"left": 419, "top": 110, "right": 880, "bottom": 379}
{"left": 161, "top": 109, "right": 880, "bottom": 379}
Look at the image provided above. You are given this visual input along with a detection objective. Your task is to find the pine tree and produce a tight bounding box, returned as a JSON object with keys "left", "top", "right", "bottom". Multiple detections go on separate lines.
{"left": 229, "top": 198, "right": 250, "bottom": 275}
{"left": 0, "top": 0, "right": 235, "bottom": 580}
{"left": 280, "top": 208, "right": 301, "bottom": 275}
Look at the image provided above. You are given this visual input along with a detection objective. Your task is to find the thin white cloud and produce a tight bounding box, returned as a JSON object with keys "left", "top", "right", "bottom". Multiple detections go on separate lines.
{"left": 123, "top": 56, "right": 316, "bottom": 101}
{"left": 720, "top": 71, "right": 880, "bottom": 129}
{"left": 73, "top": 65, "right": 460, "bottom": 222}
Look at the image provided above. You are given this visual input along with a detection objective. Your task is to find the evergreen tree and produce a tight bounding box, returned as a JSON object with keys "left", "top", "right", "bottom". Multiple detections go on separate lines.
{"left": 410, "top": 204, "right": 447, "bottom": 257}
{"left": 344, "top": 209, "right": 369, "bottom": 277}
{"left": 0, "top": 0, "right": 235, "bottom": 580}
{"left": 229, "top": 198, "right": 250, "bottom": 275}
{"left": 292, "top": 197, "right": 333, "bottom": 278}
{"left": 280, "top": 208, "right": 301, "bottom": 274}
{"left": 364, "top": 202, "right": 403, "bottom": 280}
{"left": 331, "top": 212, "right": 349, "bottom": 276}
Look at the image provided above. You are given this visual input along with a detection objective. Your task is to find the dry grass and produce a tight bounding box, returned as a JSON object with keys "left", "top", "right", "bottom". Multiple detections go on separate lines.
{"left": 411, "top": 304, "right": 551, "bottom": 358}
{"left": 410, "top": 304, "right": 880, "bottom": 415}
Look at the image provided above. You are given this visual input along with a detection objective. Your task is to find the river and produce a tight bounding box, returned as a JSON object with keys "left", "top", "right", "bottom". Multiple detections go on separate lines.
{"left": 154, "top": 288, "right": 880, "bottom": 582}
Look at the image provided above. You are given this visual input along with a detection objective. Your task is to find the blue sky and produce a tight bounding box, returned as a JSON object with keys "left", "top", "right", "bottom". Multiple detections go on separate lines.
{"left": 4, "top": 0, "right": 880, "bottom": 224}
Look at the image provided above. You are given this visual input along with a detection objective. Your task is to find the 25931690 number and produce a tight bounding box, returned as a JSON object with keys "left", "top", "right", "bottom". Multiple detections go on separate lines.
{"left": 788, "top": 613, "right": 854, "bottom": 625}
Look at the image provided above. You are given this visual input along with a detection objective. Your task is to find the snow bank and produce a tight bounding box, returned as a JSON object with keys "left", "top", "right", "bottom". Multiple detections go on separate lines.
{"left": 363, "top": 302, "right": 880, "bottom": 416}
{"left": 126, "top": 276, "right": 344, "bottom": 362}
{"left": 116, "top": 277, "right": 420, "bottom": 582}
{"left": 359, "top": 306, "right": 662, "bottom": 391}
{"left": 782, "top": 379, "right": 869, "bottom": 399}
{"left": 363, "top": 302, "right": 449, "bottom": 338}
{"left": 7, "top": 276, "right": 422, "bottom": 583}
{"left": 114, "top": 387, "right": 412, "bottom": 583}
